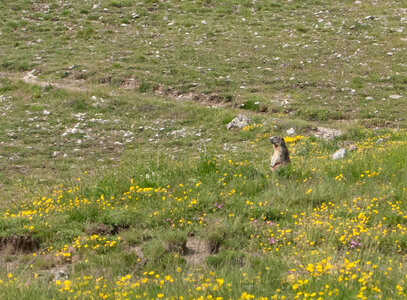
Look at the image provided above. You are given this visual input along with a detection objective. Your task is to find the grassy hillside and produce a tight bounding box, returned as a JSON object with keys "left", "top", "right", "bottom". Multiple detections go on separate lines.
{"left": 1, "top": 0, "right": 407, "bottom": 299}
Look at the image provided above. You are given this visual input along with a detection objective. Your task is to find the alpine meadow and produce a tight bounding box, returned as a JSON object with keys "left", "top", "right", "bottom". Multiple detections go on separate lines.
{"left": 1, "top": 0, "right": 407, "bottom": 299}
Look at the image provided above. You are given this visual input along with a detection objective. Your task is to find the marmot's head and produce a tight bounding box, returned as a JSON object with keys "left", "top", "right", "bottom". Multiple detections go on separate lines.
{"left": 269, "top": 136, "right": 286, "bottom": 149}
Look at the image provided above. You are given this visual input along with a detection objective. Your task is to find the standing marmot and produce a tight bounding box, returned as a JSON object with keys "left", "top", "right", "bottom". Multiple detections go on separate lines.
{"left": 270, "top": 136, "right": 291, "bottom": 171}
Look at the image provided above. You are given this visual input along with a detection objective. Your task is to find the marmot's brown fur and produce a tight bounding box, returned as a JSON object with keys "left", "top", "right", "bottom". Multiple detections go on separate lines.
{"left": 270, "top": 136, "right": 291, "bottom": 171}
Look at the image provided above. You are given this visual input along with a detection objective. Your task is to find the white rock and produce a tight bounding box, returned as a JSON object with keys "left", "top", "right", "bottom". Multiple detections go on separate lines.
{"left": 43, "top": 110, "right": 51, "bottom": 115}
{"left": 389, "top": 95, "right": 402, "bottom": 99}
{"left": 286, "top": 128, "right": 295, "bottom": 136}
{"left": 333, "top": 148, "right": 346, "bottom": 160}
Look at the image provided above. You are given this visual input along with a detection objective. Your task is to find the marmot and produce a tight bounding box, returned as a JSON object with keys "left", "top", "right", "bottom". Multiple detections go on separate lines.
{"left": 270, "top": 136, "right": 291, "bottom": 171}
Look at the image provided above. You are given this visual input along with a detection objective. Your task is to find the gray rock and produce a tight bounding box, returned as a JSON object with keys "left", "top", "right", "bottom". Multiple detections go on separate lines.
{"left": 313, "top": 127, "right": 343, "bottom": 141}
{"left": 286, "top": 128, "right": 295, "bottom": 136}
{"left": 333, "top": 148, "right": 346, "bottom": 160}
{"left": 376, "top": 138, "right": 385, "bottom": 144}
{"left": 227, "top": 114, "right": 250, "bottom": 130}
{"left": 52, "top": 266, "right": 69, "bottom": 281}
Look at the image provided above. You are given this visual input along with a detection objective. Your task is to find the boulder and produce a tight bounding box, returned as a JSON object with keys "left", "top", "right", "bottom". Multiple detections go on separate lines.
{"left": 313, "top": 127, "right": 343, "bottom": 141}
{"left": 226, "top": 114, "right": 250, "bottom": 130}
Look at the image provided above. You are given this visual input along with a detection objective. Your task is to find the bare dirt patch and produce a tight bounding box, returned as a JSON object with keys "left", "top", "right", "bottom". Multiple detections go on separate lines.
{"left": 0, "top": 235, "right": 40, "bottom": 254}
{"left": 84, "top": 223, "right": 115, "bottom": 236}
{"left": 184, "top": 237, "right": 218, "bottom": 265}
{"left": 84, "top": 223, "right": 128, "bottom": 236}
{"left": 158, "top": 86, "right": 230, "bottom": 108}
{"left": 120, "top": 79, "right": 230, "bottom": 107}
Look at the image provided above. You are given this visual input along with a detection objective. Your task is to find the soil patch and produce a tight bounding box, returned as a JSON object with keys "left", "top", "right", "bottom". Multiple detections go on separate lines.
{"left": 184, "top": 237, "right": 218, "bottom": 265}
{"left": 84, "top": 223, "right": 128, "bottom": 236}
{"left": 0, "top": 235, "right": 40, "bottom": 254}
{"left": 84, "top": 223, "right": 114, "bottom": 235}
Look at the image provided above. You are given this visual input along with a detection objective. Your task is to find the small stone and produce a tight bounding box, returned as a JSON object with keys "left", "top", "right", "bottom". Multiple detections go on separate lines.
{"left": 376, "top": 138, "right": 385, "bottom": 144}
{"left": 286, "top": 128, "right": 295, "bottom": 136}
{"left": 389, "top": 95, "right": 402, "bottom": 99}
{"left": 348, "top": 145, "right": 358, "bottom": 152}
{"left": 43, "top": 110, "right": 51, "bottom": 115}
{"left": 91, "top": 96, "right": 97, "bottom": 101}
{"left": 333, "top": 148, "right": 346, "bottom": 160}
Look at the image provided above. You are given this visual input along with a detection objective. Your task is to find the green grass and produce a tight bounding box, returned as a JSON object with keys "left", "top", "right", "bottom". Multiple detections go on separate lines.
{"left": 1, "top": 0, "right": 406, "bottom": 126}
{"left": 1, "top": 0, "right": 407, "bottom": 299}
